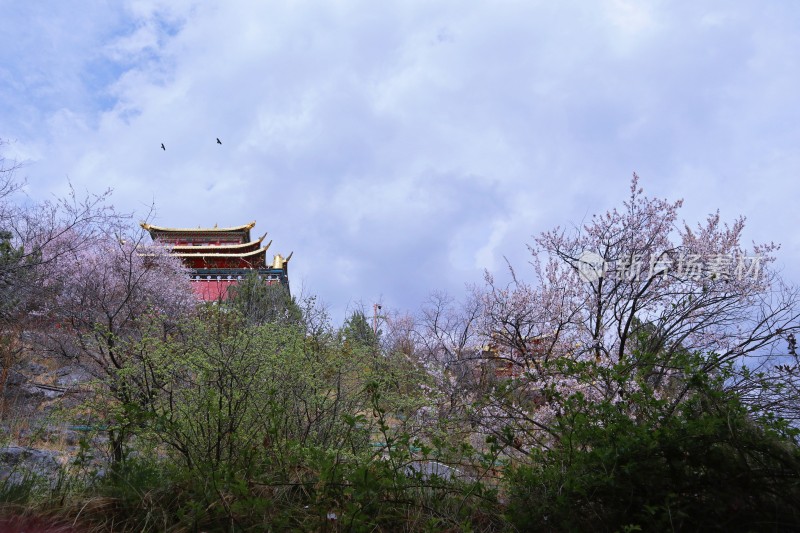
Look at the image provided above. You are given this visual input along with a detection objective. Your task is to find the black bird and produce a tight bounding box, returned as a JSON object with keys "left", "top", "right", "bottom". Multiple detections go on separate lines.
{"left": 161, "top": 143, "right": 166, "bottom": 151}
{"left": 216, "top": 138, "right": 222, "bottom": 145}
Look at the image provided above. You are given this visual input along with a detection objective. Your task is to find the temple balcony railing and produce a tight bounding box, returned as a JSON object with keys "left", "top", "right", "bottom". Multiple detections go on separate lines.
{"left": 187, "top": 267, "right": 288, "bottom": 286}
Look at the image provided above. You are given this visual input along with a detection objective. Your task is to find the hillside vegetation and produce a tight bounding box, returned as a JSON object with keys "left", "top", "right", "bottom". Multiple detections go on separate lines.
{"left": 3, "top": 149, "right": 800, "bottom": 531}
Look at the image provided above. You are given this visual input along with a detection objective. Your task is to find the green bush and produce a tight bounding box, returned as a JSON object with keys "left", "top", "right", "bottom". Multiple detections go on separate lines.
{"left": 505, "top": 356, "right": 800, "bottom": 532}
{"left": 76, "top": 305, "right": 500, "bottom": 531}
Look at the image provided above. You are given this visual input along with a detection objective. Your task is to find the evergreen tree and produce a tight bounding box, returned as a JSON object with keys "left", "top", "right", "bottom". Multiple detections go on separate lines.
{"left": 0, "top": 229, "right": 31, "bottom": 324}
{"left": 341, "top": 310, "right": 379, "bottom": 349}
{"left": 227, "top": 271, "right": 302, "bottom": 326}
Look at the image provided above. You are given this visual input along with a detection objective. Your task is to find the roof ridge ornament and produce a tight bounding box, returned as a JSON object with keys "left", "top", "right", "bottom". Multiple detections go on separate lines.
{"left": 272, "top": 251, "right": 293, "bottom": 269}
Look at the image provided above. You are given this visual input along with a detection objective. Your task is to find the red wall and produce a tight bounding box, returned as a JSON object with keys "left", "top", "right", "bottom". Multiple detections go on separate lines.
{"left": 185, "top": 257, "right": 260, "bottom": 269}
{"left": 191, "top": 278, "right": 282, "bottom": 301}
{"left": 191, "top": 279, "right": 238, "bottom": 301}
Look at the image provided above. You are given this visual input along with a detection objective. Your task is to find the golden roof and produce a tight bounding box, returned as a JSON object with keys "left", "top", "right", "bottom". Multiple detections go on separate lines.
{"left": 171, "top": 244, "right": 271, "bottom": 258}
{"left": 140, "top": 221, "right": 256, "bottom": 233}
{"left": 171, "top": 234, "right": 268, "bottom": 251}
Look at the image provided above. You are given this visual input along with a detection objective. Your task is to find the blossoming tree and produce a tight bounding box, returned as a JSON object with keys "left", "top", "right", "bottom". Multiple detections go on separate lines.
{"left": 420, "top": 175, "right": 800, "bottom": 454}
{"left": 1, "top": 143, "right": 123, "bottom": 416}
{"left": 43, "top": 227, "right": 196, "bottom": 462}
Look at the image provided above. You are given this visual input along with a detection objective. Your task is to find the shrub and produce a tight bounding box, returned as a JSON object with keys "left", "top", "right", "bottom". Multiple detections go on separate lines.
{"left": 505, "top": 355, "right": 800, "bottom": 532}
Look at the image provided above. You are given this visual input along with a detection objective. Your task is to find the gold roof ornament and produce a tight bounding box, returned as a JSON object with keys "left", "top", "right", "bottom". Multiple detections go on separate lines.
{"left": 272, "top": 251, "right": 293, "bottom": 270}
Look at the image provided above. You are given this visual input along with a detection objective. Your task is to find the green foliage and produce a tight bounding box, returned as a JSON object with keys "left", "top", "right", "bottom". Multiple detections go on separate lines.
{"left": 226, "top": 271, "right": 302, "bottom": 326}
{"left": 75, "top": 304, "right": 500, "bottom": 531}
{"left": 141, "top": 306, "right": 374, "bottom": 468}
{"left": 0, "top": 230, "right": 23, "bottom": 269}
{"left": 505, "top": 353, "right": 800, "bottom": 532}
{"left": 342, "top": 310, "right": 379, "bottom": 349}
{"left": 0, "top": 469, "right": 44, "bottom": 506}
{"left": 0, "top": 229, "right": 32, "bottom": 322}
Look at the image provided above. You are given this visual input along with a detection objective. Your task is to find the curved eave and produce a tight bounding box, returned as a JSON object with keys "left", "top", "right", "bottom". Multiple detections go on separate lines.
{"left": 172, "top": 245, "right": 270, "bottom": 258}
{"left": 171, "top": 235, "right": 269, "bottom": 252}
{"left": 141, "top": 221, "right": 256, "bottom": 233}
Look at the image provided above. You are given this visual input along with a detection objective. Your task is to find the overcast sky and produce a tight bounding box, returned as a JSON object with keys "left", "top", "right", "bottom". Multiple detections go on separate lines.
{"left": 2, "top": 1, "right": 799, "bottom": 323}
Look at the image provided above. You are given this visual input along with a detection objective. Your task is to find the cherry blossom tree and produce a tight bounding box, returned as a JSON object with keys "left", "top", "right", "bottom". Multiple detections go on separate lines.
{"left": 0, "top": 144, "right": 122, "bottom": 333}
{"left": 413, "top": 292, "right": 484, "bottom": 418}
{"left": 526, "top": 175, "right": 798, "bottom": 410}
{"left": 529, "top": 175, "right": 795, "bottom": 366}
{"left": 1, "top": 141, "right": 124, "bottom": 415}
{"left": 41, "top": 226, "right": 196, "bottom": 462}
{"left": 419, "top": 174, "right": 800, "bottom": 454}
{"left": 381, "top": 309, "right": 418, "bottom": 358}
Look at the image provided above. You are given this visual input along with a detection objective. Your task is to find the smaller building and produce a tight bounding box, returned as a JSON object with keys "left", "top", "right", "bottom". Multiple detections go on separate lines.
{"left": 141, "top": 221, "right": 292, "bottom": 301}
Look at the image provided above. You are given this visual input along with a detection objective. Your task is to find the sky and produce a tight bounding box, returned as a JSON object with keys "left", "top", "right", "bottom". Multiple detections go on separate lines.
{"left": 2, "top": 1, "right": 799, "bottom": 323}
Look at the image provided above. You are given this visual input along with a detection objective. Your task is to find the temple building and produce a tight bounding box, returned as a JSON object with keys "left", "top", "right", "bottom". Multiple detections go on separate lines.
{"left": 141, "top": 221, "right": 292, "bottom": 301}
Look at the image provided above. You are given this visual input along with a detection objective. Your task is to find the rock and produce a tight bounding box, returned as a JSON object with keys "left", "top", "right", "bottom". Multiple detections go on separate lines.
{"left": 0, "top": 445, "right": 59, "bottom": 468}
{"left": 0, "top": 445, "right": 62, "bottom": 486}
{"left": 42, "top": 387, "right": 64, "bottom": 399}
{"left": 23, "top": 361, "right": 48, "bottom": 375}
{"left": 55, "top": 366, "right": 91, "bottom": 387}
{"left": 4, "top": 370, "right": 28, "bottom": 386}
{"left": 403, "top": 460, "right": 463, "bottom": 481}
{"left": 0, "top": 445, "right": 29, "bottom": 465}
{"left": 63, "top": 430, "right": 82, "bottom": 446}
{"left": 16, "top": 427, "right": 41, "bottom": 441}
{"left": 41, "top": 427, "right": 81, "bottom": 446}
{"left": 19, "top": 383, "right": 45, "bottom": 399}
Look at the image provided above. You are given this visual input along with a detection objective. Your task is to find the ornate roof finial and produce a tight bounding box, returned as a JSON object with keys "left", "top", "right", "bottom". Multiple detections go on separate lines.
{"left": 272, "top": 252, "right": 293, "bottom": 269}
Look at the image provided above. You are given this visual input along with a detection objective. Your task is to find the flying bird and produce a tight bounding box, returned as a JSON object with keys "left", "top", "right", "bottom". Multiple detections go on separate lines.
{"left": 161, "top": 143, "right": 166, "bottom": 151}
{"left": 216, "top": 138, "right": 222, "bottom": 145}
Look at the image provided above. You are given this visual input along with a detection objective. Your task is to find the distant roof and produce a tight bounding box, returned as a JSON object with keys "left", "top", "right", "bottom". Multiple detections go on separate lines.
{"left": 141, "top": 221, "right": 256, "bottom": 233}
{"left": 141, "top": 220, "right": 256, "bottom": 242}
{"left": 170, "top": 234, "right": 269, "bottom": 252}
{"left": 171, "top": 245, "right": 271, "bottom": 258}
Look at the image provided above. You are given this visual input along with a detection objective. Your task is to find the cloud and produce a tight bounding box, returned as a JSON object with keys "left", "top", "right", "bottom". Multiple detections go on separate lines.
{"left": 2, "top": 0, "right": 799, "bottom": 322}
